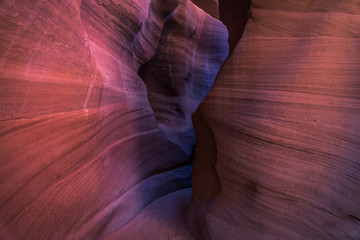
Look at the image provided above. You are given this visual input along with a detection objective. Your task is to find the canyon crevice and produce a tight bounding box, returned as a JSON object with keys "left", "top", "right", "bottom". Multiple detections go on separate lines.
{"left": 1, "top": 0, "right": 360, "bottom": 240}
{"left": 0, "top": 0, "right": 227, "bottom": 239}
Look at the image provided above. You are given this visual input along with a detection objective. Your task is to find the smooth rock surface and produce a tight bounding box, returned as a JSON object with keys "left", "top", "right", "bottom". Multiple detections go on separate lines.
{"left": 105, "top": 188, "right": 193, "bottom": 240}
{"left": 0, "top": 0, "right": 228, "bottom": 239}
{"left": 188, "top": 0, "right": 360, "bottom": 239}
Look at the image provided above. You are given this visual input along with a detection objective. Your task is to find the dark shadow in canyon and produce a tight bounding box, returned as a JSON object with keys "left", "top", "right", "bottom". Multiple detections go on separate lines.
{"left": 185, "top": 0, "right": 251, "bottom": 238}
{"left": 219, "top": 0, "right": 251, "bottom": 54}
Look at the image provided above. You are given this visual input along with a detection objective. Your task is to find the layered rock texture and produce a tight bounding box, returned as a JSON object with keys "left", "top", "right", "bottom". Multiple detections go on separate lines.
{"left": 2, "top": 0, "right": 360, "bottom": 239}
{"left": 0, "top": 0, "right": 227, "bottom": 239}
{"left": 188, "top": 0, "right": 360, "bottom": 239}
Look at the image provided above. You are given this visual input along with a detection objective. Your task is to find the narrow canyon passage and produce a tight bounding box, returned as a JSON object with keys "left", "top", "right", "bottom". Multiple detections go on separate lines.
{"left": 0, "top": 0, "right": 229, "bottom": 239}
{"left": 1, "top": 0, "right": 360, "bottom": 240}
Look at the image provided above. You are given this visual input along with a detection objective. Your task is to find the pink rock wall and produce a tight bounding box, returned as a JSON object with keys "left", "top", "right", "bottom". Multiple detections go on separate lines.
{"left": 0, "top": 0, "right": 228, "bottom": 239}
{"left": 188, "top": 0, "right": 360, "bottom": 239}
{"left": 3, "top": 0, "right": 359, "bottom": 239}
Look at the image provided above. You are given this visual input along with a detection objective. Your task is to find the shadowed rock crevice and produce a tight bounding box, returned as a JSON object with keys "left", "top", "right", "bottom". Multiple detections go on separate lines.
{"left": 219, "top": 0, "right": 251, "bottom": 54}
{"left": 185, "top": 109, "right": 221, "bottom": 239}
{"left": 2, "top": 0, "right": 359, "bottom": 239}
{"left": 185, "top": 1, "right": 251, "bottom": 238}
{"left": 137, "top": 0, "right": 229, "bottom": 156}
{"left": 0, "top": 0, "right": 228, "bottom": 239}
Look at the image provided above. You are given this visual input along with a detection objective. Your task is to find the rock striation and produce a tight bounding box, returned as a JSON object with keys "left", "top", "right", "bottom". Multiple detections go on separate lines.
{"left": 0, "top": 0, "right": 227, "bottom": 239}
{"left": 3, "top": 0, "right": 359, "bottom": 239}
{"left": 188, "top": 0, "right": 360, "bottom": 239}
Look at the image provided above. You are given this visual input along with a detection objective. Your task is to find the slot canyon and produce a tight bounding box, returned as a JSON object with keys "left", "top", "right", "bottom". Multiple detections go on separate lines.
{"left": 0, "top": 0, "right": 360, "bottom": 239}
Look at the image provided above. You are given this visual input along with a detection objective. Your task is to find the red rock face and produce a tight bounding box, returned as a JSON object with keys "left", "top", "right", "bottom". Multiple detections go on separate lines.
{"left": 188, "top": 0, "right": 360, "bottom": 239}
{"left": 2, "top": 0, "right": 360, "bottom": 239}
{"left": 0, "top": 0, "right": 227, "bottom": 239}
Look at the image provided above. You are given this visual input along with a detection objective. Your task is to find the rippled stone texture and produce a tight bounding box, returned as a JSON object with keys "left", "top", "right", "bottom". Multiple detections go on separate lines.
{"left": 0, "top": 0, "right": 228, "bottom": 239}
{"left": 139, "top": 0, "right": 228, "bottom": 154}
{"left": 188, "top": 0, "right": 360, "bottom": 239}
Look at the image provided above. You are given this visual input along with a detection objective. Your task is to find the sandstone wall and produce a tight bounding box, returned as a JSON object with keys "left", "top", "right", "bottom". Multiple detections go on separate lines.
{"left": 188, "top": 0, "right": 360, "bottom": 239}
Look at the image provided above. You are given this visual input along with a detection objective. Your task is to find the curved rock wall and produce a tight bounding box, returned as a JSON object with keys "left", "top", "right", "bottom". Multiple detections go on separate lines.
{"left": 188, "top": 0, "right": 360, "bottom": 239}
{"left": 139, "top": 0, "right": 227, "bottom": 154}
{"left": 3, "top": 0, "right": 359, "bottom": 239}
{"left": 0, "top": 0, "right": 228, "bottom": 239}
